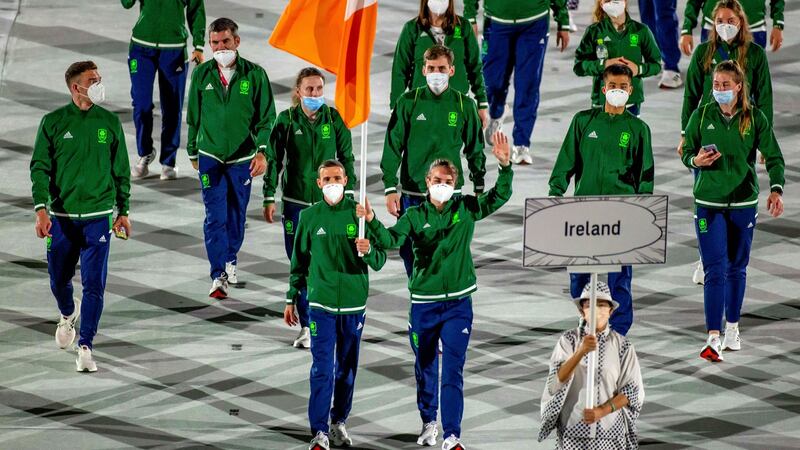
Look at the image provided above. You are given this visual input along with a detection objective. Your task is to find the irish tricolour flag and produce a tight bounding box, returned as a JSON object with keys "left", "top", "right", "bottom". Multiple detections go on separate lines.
{"left": 269, "top": 0, "right": 377, "bottom": 128}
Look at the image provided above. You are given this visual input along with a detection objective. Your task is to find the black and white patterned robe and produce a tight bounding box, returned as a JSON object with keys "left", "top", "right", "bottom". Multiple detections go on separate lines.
{"left": 538, "top": 327, "right": 644, "bottom": 449}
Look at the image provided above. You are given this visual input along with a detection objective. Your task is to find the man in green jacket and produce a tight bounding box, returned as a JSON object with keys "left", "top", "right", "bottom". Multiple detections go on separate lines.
{"left": 122, "top": 0, "right": 205, "bottom": 180}
{"left": 263, "top": 67, "right": 357, "bottom": 349}
{"left": 360, "top": 132, "right": 512, "bottom": 450}
{"left": 549, "top": 64, "right": 654, "bottom": 336}
{"left": 30, "top": 61, "right": 131, "bottom": 373}
{"left": 465, "top": 0, "right": 570, "bottom": 164}
{"left": 390, "top": 4, "right": 488, "bottom": 123}
{"left": 381, "top": 44, "right": 486, "bottom": 277}
{"left": 572, "top": 6, "right": 663, "bottom": 115}
{"left": 186, "top": 18, "right": 276, "bottom": 299}
{"left": 680, "top": 0, "right": 784, "bottom": 52}
{"left": 286, "top": 160, "right": 386, "bottom": 450}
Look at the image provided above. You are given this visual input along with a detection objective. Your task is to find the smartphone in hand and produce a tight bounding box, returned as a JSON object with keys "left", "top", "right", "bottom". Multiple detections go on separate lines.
{"left": 702, "top": 144, "right": 719, "bottom": 155}
{"left": 114, "top": 227, "right": 128, "bottom": 240}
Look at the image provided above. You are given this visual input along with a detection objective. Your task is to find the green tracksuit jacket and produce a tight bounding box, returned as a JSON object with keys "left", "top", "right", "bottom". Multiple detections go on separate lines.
{"left": 30, "top": 103, "right": 131, "bottom": 218}
{"left": 549, "top": 108, "right": 654, "bottom": 196}
{"left": 382, "top": 87, "right": 486, "bottom": 196}
{"left": 681, "top": 0, "right": 784, "bottom": 34}
{"left": 368, "top": 164, "right": 512, "bottom": 302}
{"left": 390, "top": 16, "right": 487, "bottom": 110}
{"left": 681, "top": 102, "right": 784, "bottom": 208}
{"left": 464, "top": 0, "right": 569, "bottom": 29}
{"left": 681, "top": 39, "right": 772, "bottom": 133}
{"left": 573, "top": 16, "right": 662, "bottom": 107}
{"left": 263, "top": 105, "right": 356, "bottom": 207}
{"left": 288, "top": 198, "right": 386, "bottom": 314}
{"left": 121, "top": 0, "right": 206, "bottom": 50}
{"left": 186, "top": 55, "right": 277, "bottom": 164}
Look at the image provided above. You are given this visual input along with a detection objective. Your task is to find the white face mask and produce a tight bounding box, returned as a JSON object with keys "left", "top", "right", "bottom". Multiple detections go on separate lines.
{"left": 428, "top": 183, "right": 454, "bottom": 203}
{"left": 426, "top": 72, "right": 449, "bottom": 95}
{"left": 322, "top": 183, "right": 344, "bottom": 204}
{"left": 427, "top": 0, "right": 449, "bottom": 15}
{"left": 715, "top": 23, "right": 739, "bottom": 42}
{"left": 79, "top": 82, "right": 106, "bottom": 105}
{"left": 213, "top": 49, "right": 236, "bottom": 67}
{"left": 601, "top": 0, "right": 626, "bottom": 18}
{"left": 605, "top": 88, "right": 630, "bottom": 108}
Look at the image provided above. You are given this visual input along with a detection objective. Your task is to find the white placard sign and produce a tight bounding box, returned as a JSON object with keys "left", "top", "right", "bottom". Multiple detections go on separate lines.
{"left": 523, "top": 195, "right": 668, "bottom": 267}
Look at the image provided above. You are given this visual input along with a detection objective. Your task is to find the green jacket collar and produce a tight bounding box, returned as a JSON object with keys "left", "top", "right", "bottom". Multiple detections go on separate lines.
{"left": 322, "top": 195, "right": 350, "bottom": 211}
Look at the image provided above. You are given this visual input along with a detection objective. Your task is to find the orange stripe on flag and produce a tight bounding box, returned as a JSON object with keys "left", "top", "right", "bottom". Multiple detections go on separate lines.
{"left": 268, "top": 0, "right": 347, "bottom": 74}
{"left": 269, "top": 0, "right": 377, "bottom": 129}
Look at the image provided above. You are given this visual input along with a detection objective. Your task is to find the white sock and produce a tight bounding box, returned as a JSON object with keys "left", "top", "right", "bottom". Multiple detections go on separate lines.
{"left": 726, "top": 322, "right": 738, "bottom": 330}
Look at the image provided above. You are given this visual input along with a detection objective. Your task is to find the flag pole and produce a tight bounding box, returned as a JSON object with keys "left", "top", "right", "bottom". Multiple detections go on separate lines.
{"left": 357, "top": 120, "right": 368, "bottom": 255}
{"left": 585, "top": 272, "right": 598, "bottom": 410}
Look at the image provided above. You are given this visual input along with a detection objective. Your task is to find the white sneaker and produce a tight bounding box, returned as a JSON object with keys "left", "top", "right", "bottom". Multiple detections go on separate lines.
{"left": 76, "top": 345, "right": 98, "bottom": 372}
{"left": 723, "top": 325, "right": 741, "bottom": 351}
{"left": 309, "top": 431, "right": 330, "bottom": 450}
{"left": 225, "top": 261, "right": 238, "bottom": 285}
{"left": 131, "top": 153, "right": 156, "bottom": 178}
{"left": 700, "top": 334, "right": 724, "bottom": 362}
{"left": 209, "top": 276, "right": 228, "bottom": 299}
{"left": 294, "top": 326, "right": 311, "bottom": 349}
{"left": 692, "top": 260, "right": 704, "bottom": 285}
{"left": 442, "top": 434, "right": 466, "bottom": 450}
{"left": 484, "top": 118, "right": 502, "bottom": 145}
{"left": 55, "top": 297, "right": 81, "bottom": 349}
{"left": 160, "top": 165, "right": 178, "bottom": 180}
{"left": 330, "top": 422, "right": 353, "bottom": 447}
{"left": 417, "top": 421, "right": 439, "bottom": 446}
{"left": 512, "top": 146, "right": 532, "bottom": 165}
{"left": 568, "top": 11, "right": 578, "bottom": 33}
{"left": 659, "top": 70, "right": 683, "bottom": 89}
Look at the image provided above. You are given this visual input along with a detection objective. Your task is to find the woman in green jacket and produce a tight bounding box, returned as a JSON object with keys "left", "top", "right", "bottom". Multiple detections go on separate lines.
{"left": 573, "top": 0, "right": 662, "bottom": 116}
{"left": 681, "top": 60, "right": 785, "bottom": 363}
{"left": 263, "top": 67, "right": 357, "bottom": 350}
{"left": 680, "top": 0, "right": 773, "bottom": 137}
{"left": 391, "top": 0, "right": 488, "bottom": 126}
{"left": 680, "top": 0, "right": 784, "bottom": 53}
{"left": 679, "top": 0, "right": 773, "bottom": 285}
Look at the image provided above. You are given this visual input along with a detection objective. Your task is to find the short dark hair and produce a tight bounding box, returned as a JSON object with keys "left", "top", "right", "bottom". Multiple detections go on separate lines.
{"left": 602, "top": 64, "right": 633, "bottom": 82}
{"left": 427, "top": 159, "right": 459, "bottom": 179}
{"left": 423, "top": 45, "right": 454, "bottom": 66}
{"left": 209, "top": 18, "right": 238, "bottom": 36}
{"left": 64, "top": 61, "right": 97, "bottom": 88}
{"left": 318, "top": 159, "right": 345, "bottom": 175}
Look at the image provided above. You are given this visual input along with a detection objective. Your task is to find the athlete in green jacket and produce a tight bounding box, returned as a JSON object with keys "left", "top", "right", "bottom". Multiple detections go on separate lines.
{"left": 383, "top": 44, "right": 486, "bottom": 278}
{"left": 286, "top": 162, "right": 385, "bottom": 317}
{"left": 358, "top": 132, "right": 511, "bottom": 449}
{"left": 121, "top": 0, "right": 205, "bottom": 51}
{"left": 122, "top": 0, "right": 205, "bottom": 179}
{"left": 680, "top": 60, "right": 784, "bottom": 363}
{"left": 30, "top": 61, "right": 131, "bottom": 373}
{"left": 549, "top": 64, "right": 654, "bottom": 337}
{"left": 286, "top": 160, "right": 385, "bottom": 450}
{"left": 391, "top": 1, "right": 487, "bottom": 124}
{"left": 263, "top": 67, "right": 356, "bottom": 349}
{"left": 680, "top": 0, "right": 773, "bottom": 136}
{"left": 186, "top": 18, "right": 276, "bottom": 299}
{"left": 573, "top": 5, "right": 662, "bottom": 115}
{"left": 680, "top": 0, "right": 784, "bottom": 53}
